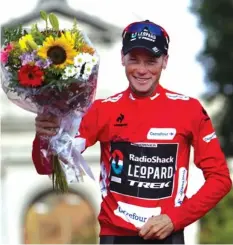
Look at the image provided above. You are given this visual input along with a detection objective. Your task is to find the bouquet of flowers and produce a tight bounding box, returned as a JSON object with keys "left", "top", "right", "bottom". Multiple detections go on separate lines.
{"left": 1, "top": 11, "right": 99, "bottom": 192}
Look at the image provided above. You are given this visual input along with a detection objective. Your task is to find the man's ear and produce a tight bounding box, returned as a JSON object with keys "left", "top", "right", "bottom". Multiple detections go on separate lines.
{"left": 162, "top": 55, "right": 169, "bottom": 69}
{"left": 121, "top": 51, "right": 125, "bottom": 66}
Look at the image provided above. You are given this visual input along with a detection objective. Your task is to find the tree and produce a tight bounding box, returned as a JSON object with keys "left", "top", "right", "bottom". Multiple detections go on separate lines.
{"left": 198, "top": 191, "right": 233, "bottom": 244}
{"left": 190, "top": 0, "right": 233, "bottom": 158}
{"left": 190, "top": 1, "right": 233, "bottom": 244}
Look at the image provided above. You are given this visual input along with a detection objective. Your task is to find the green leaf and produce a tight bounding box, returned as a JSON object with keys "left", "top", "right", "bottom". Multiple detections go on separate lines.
{"left": 48, "top": 13, "right": 59, "bottom": 31}
{"left": 40, "top": 10, "right": 48, "bottom": 21}
{"left": 3, "top": 25, "right": 23, "bottom": 44}
{"left": 72, "top": 18, "right": 78, "bottom": 33}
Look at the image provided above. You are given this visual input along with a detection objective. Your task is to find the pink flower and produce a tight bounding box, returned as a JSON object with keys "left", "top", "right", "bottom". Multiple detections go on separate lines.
{"left": 0, "top": 51, "right": 9, "bottom": 64}
{"left": 5, "top": 43, "right": 13, "bottom": 52}
{"left": 0, "top": 43, "right": 13, "bottom": 64}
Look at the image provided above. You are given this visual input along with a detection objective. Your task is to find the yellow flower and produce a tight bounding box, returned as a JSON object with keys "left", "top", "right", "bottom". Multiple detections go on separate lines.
{"left": 19, "top": 34, "right": 34, "bottom": 51}
{"left": 37, "top": 35, "right": 77, "bottom": 69}
{"left": 61, "top": 31, "right": 76, "bottom": 47}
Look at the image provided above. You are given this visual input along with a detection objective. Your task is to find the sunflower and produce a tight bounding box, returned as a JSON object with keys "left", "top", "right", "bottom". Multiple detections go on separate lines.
{"left": 37, "top": 35, "right": 77, "bottom": 69}
{"left": 61, "top": 31, "right": 76, "bottom": 47}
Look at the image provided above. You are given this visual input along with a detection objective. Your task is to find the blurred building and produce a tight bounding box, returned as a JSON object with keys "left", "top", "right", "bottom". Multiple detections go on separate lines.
{"left": 2, "top": 0, "right": 232, "bottom": 244}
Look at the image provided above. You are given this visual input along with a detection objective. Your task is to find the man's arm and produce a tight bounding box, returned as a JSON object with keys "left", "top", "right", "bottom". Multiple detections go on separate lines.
{"left": 31, "top": 100, "right": 102, "bottom": 175}
{"left": 165, "top": 99, "right": 232, "bottom": 231}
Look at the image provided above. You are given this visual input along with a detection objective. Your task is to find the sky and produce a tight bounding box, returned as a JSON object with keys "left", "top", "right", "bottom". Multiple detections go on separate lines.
{"left": 0, "top": 0, "right": 207, "bottom": 98}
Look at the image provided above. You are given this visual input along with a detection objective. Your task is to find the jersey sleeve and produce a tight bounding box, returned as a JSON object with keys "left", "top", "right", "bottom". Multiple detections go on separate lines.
{"left": 77, "top": 99, "right": 102, "bottom": 148}
{"left": 165, "top": 99, "right": 232, "bottom": 231}
{"left": 31, "top": 100, "right": 102, "bottom": 175}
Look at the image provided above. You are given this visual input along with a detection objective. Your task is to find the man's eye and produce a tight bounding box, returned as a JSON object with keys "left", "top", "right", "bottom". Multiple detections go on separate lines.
{"left": 148, "top": 60, "right": 157, "bottom": 64}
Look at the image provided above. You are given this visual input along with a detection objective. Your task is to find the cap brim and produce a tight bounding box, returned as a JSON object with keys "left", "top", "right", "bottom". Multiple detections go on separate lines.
{"left": 123, "top": 45, "right": 163, "bottom": 57}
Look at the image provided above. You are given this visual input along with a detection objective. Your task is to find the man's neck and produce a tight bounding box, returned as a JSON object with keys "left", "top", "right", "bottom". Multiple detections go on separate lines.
{"left": 130, "top": 83, "right": 159, "bottom": 98}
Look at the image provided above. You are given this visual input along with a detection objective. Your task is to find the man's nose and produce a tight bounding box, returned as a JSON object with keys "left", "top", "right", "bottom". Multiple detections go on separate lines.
{"left": 136, "top": 63, "right": 148, "bottom": 74}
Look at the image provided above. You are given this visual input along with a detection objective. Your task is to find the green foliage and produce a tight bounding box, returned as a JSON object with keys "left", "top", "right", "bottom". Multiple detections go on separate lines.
{"left": 72, "top": 18, "right": 78, "bottom": 33}
{"left": 40, "top": 10, "right": 48, "bottom": 22}
{"left": 190, "top": 1, "right": 233, "bottom": 243}
{"left": 48, "top": 13, "right": 59, "bottom": 31}
{"left": 7, "top": 44, "right": 23, "bottom": 68}
{"left": 40, "top": 10, "right": 60, "bottom": 32}
{"left": 7, "top": 69, "right": 19, "bottom": 87}
{"left": 199, "top": 190, "right": 233, "bottom": 244}
{"left": 46, "top": 66, "right": 63, "bottom": 77}
{"left": 30, "top": 24, "right": 45, "bottom": 45}
{"left": 2, "top": 25, "right": 23, "bottom": 45}
{"left": 40, "top": 10, "right": 48, "bottom": 31}
{"left": 190, "top": 0, "right": 233, "bottom": 158}
{"left": 71, "top": 18, "right": 85, "bottom": 49}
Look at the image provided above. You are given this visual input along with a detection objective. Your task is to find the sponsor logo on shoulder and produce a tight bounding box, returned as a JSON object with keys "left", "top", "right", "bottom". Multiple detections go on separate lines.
{"left": 102, "top": 93, "right": 123, "bottom": 103}
{"left": 147, "top": 128, "right": 176, "bottom": 140}
{"left": 114, "top": 201, "right": 161, "bottom": 228}
{"left": 166, "top": 92, "right": 189, "bottom": 100}
{"left": 203, "top": 132, "right": 217, "bottom": 143}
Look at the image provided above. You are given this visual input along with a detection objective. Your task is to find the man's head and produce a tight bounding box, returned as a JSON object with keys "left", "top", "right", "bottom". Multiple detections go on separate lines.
{"left": 121, "top": 20, "right": 170, "bottom": 96}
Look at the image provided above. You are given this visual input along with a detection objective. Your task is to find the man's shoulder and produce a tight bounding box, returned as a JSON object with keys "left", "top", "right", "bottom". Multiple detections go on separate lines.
{"left": 163, "top": 87, "right": 200, "bottom": 105}
{"left": 94, "top": 90, "right": 127, "bottom": 105}
{"left": 88, "top": 90, "right": 127, "bottom": 115}
{"left": 162, "top": 87, "right": 205, "bottom": 118}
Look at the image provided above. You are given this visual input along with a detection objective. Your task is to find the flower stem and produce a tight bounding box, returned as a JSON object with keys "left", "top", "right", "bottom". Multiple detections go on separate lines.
{"left": 52, "top": 155, "right": 68, "bottom": 193}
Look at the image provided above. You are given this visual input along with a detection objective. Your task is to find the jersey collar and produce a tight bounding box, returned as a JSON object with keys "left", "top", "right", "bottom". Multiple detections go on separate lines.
{"left": 126, "top": 83, "right": 164, "bottom": 101}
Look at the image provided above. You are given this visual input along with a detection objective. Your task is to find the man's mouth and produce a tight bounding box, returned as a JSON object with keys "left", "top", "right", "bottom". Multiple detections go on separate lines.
{"left": 133, "top": 76, "right": 151, "bottom": 83}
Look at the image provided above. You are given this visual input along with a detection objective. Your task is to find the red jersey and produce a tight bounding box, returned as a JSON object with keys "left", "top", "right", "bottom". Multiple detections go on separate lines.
{"left": 32, "top": 84, "right": 232, "bottom": 236}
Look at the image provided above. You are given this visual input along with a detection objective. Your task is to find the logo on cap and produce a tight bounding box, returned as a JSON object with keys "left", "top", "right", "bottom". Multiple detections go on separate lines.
{"left": 130, "top": 28, "right": 157, "bottom": 42}
{"left": 152, "top": 47, "right": 160, "bottom": 53}
{"left": 130, "top": 33, "right": 137, "bottom": 41}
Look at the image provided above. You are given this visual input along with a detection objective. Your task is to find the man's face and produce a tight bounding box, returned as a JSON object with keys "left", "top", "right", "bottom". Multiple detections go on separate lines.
{"left": 122, "top": 48, "right": 168, "bottom": 96}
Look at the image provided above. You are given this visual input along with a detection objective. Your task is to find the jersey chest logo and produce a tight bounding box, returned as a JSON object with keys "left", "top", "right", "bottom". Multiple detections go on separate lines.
{"left": 147, "top": 128, "right": 176, "bottom": 140}
{"left": 109, "top": 142, "right": 178, "bottom": 200}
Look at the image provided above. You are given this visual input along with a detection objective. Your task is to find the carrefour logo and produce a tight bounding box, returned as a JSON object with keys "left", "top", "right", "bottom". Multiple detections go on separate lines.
{"left": 118, "top": 206, "right": 147, "bottom": 222}
{"left": 111, "top": 150, "right": 124, "bottom": 175}
{"left": 114, "top": 201, "right": 161, "bottom": 228}
{"left": 147, "top": 128, "right": 176, "bottom": 140}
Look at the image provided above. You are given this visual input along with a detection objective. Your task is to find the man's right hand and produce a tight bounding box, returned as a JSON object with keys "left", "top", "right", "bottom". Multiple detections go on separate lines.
{"left": 35, "top": 114, "right": 60, "bottom": 137}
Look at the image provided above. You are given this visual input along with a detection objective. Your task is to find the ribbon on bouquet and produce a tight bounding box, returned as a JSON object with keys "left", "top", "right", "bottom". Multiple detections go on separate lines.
{"left": 50, "top": 132, "right": 95, "bottom": 183}
{"left": 49, "top": 112, "right": 95, "bottom": 183}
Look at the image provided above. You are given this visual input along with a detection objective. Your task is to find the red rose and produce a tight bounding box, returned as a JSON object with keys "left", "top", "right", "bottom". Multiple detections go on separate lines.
{"left": 18, "top": 64, "right": 44, "bottom": 87}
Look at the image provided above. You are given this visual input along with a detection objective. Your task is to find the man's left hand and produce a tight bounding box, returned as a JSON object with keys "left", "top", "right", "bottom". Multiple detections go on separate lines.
{"left": 138, "top": 214, "right": 174, "bottom": 240}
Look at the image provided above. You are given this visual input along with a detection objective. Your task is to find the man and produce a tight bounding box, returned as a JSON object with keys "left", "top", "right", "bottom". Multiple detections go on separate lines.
{"left": 32, "top": 20, "right": 232, "bottom": 244}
